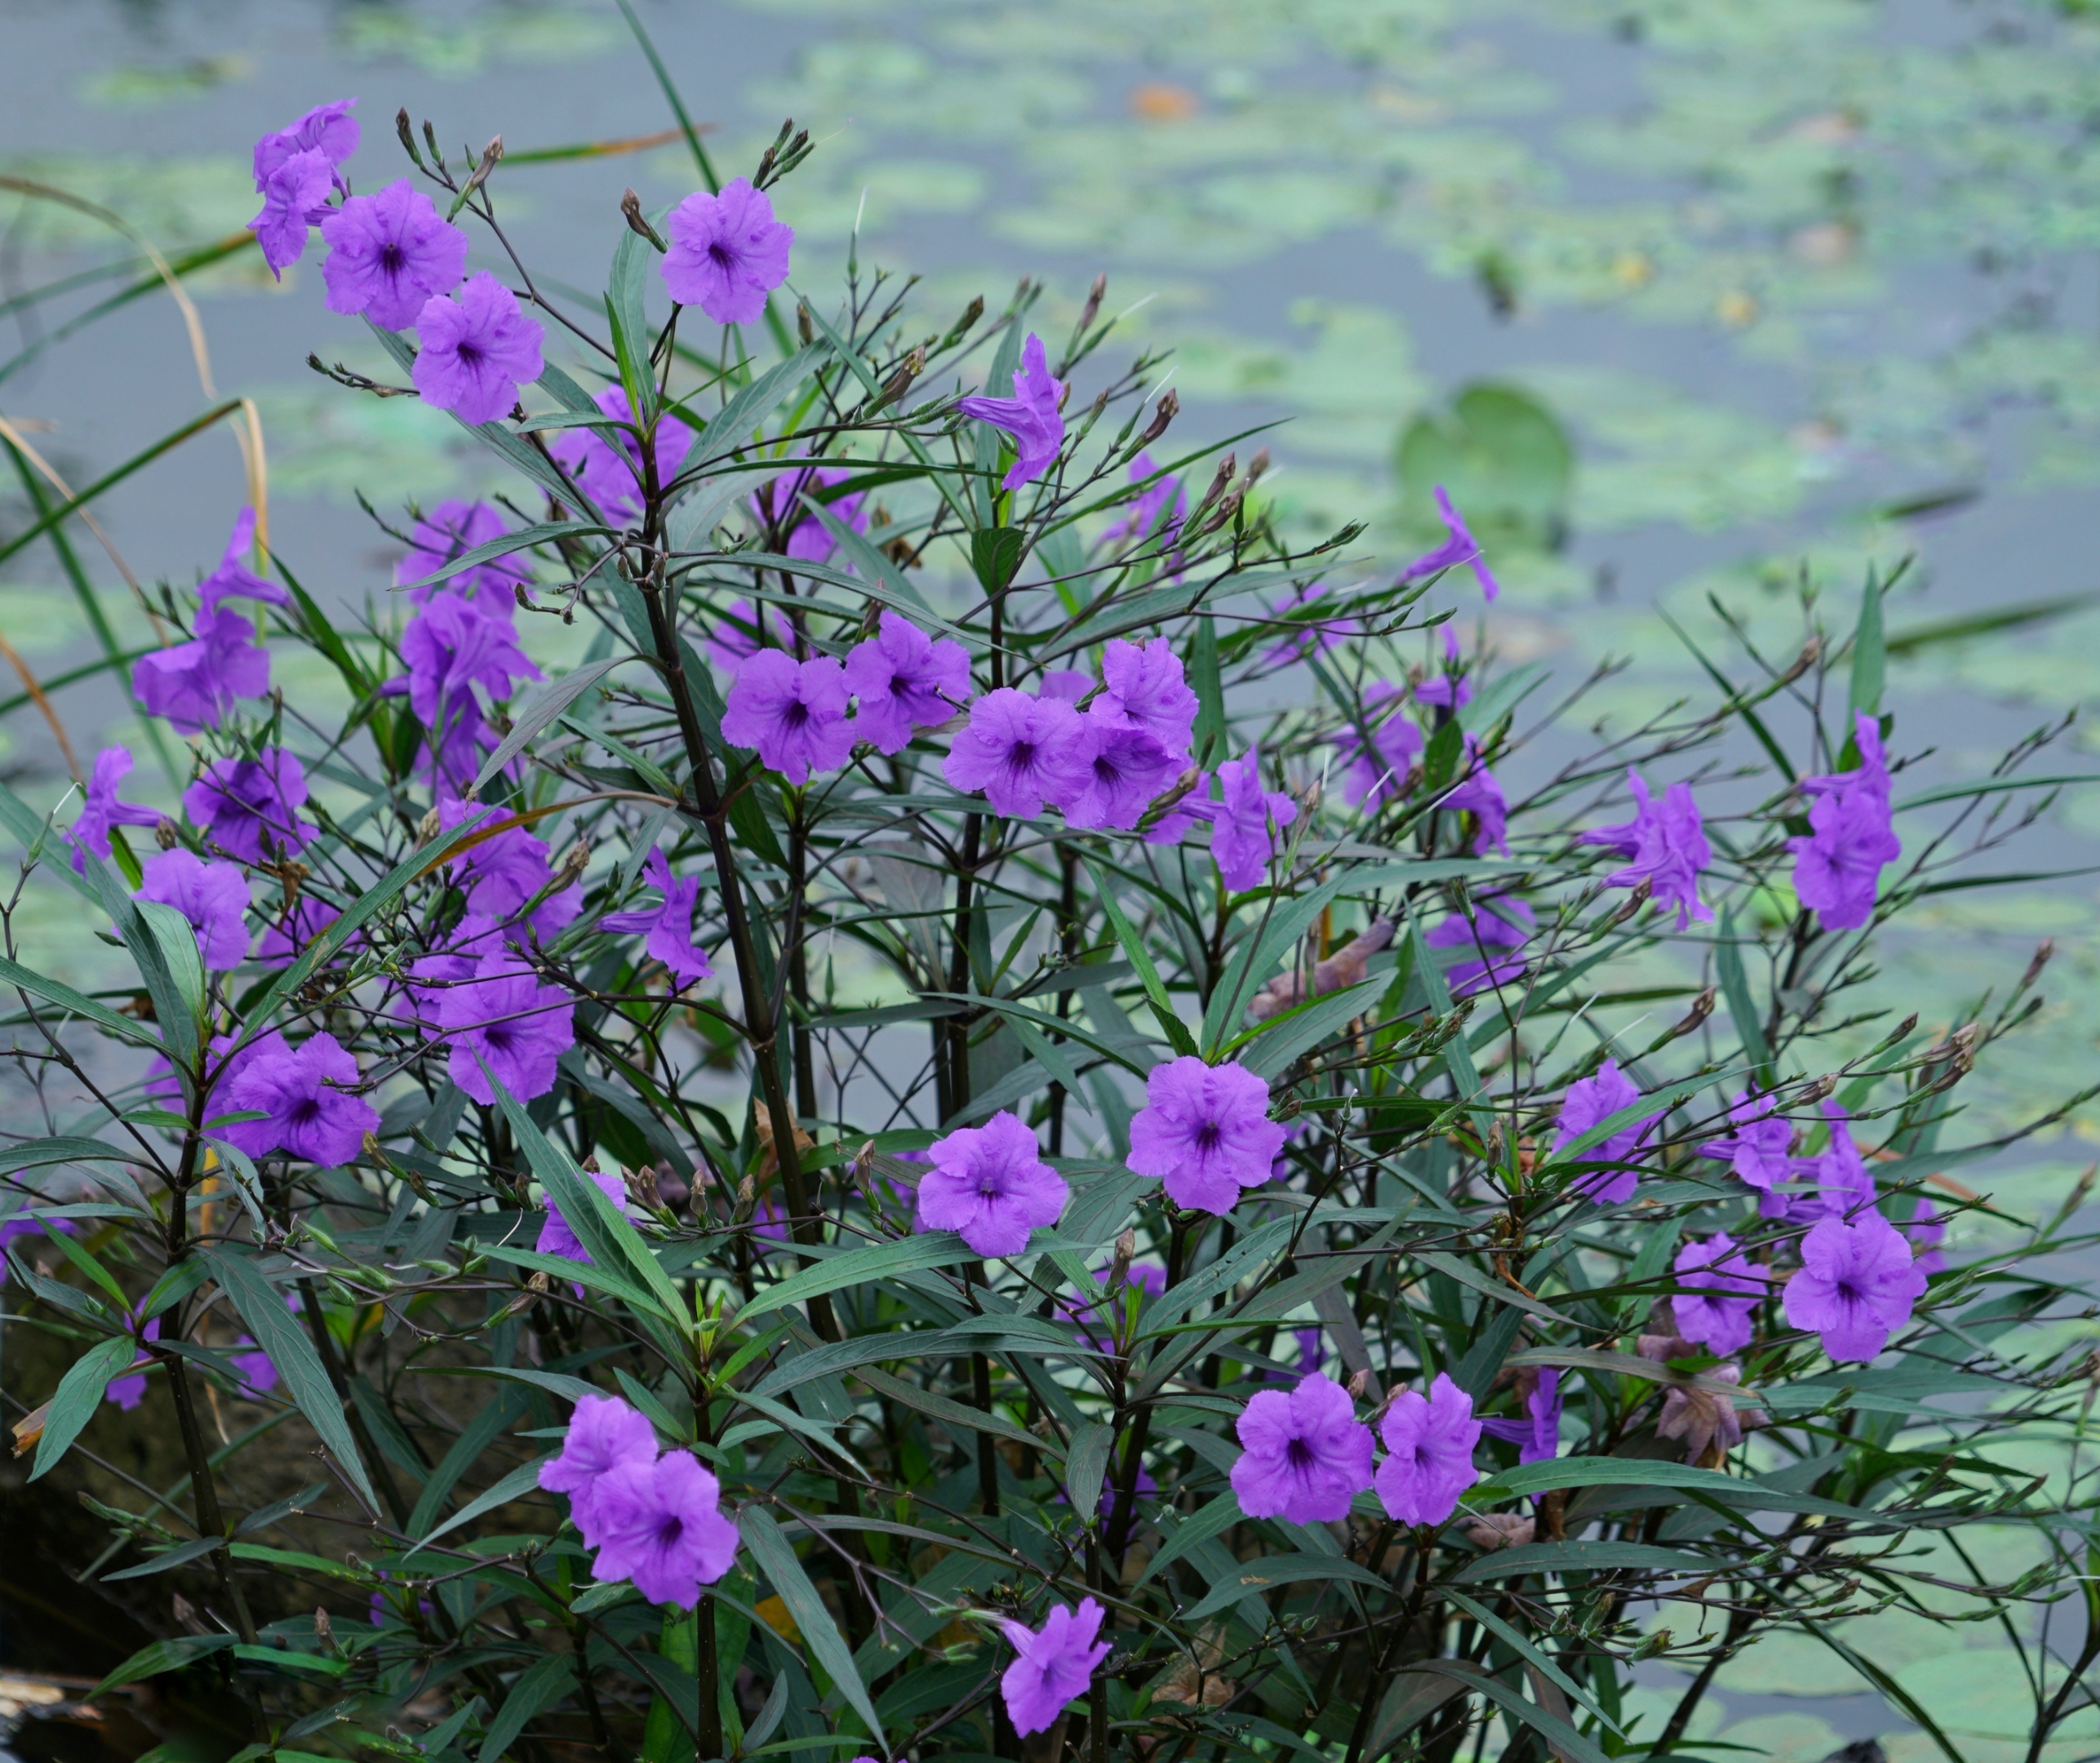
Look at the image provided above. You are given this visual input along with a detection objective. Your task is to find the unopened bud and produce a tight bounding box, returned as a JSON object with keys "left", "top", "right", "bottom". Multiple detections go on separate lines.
{"left": 2022, "top": 939, "right": 2055, "bottom": 992}
{"left": 555, "top": 840, "right": 590, "bottom": 884}
{"left": 797, "top": 302, "right": 815, "bottom": 346}
{"left": 313, "top": 1606, "right": 335, "bottom": 1651}
{"left": 1139, "top": 389, "right": 1179, "bottom": 446}
{"left": 1799, "top": 1073, "right": 1840, "bottom": 1104}
{"left": 1077, "top": 272, "right": 1107, "bottom": 333}
{"left": 878, "top": 345, "right": 926, "bottom": 411}
{"left": 624, "top": 1166, "right": 659, "bottom": 1215}
{"left": 1780, "top": 637, "right": 1822, "bottom": 686}
{"left": 621, "top": 189, "right": 667, "bottom": 251}
{"left": 946, "top": 295, "right": 984, "bottom": 347}
{"left": 155, "top": 819, "right": 178, "bottom": 850}
{"left": 1245, "top": 447, "right": 1271, "bottom": 484}
{"left": 734, "top": 1172, "right": 756, "bottom": 1219}
{"left": 417, "top": 806, "right": 443, "bottom": 842}
{"left": 1667, "top": 986, "right": 1716, "bottom": 1040}
{"left": 1346, "top": 1366, "right": 1372, "bottom": 1401}
{"left": 1605, "top": 876, "right": 1654, "bottom": 929}
{"left": 395, "top": 109, "right": 424, "bottom": 167}
{"left": 1108, "top": 1228, "right": 1136, "bottom": 1294}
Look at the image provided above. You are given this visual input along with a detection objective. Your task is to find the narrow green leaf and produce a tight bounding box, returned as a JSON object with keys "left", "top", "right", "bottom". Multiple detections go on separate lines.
{"left": 1179, "top": 1553, "right": 1391, "bottom": 1623}
{"left": 1848, "top": 569, "right": 1885, "bottom": 721}
{"left": 477, "top": 1650, "right": 574, "bottom": 1763}
{"left": 472, "top": 656, "right": 629, "bottom": 795}
{"left": 30, "top": 1334, "right": 140, "bottom": 1480}
{"left": 421, "top": 1454, "right": 555, "bottom": 1546}
{"left": 736, "top": 1232, "right": 975, "bottom": 1323}
{"left": 393, "top": 519, "right": 605, "bottom": 596}
{"left": 89, "top": 1633, "right": 239, "bottom": 1699}
{"left": 741, "top": 1508, "right": 886, "bottom": 1750}
{"left": 204, "top": 1246, "right": 378, "bottom": 1512}
{"left": 1086, "top": 859, "right": 1196, "bottom": 1055}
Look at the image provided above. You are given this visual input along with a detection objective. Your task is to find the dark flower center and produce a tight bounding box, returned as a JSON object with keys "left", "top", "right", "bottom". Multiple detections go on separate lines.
{"left": 380, "top": 242, "right": 404, "bottom": 273}
{"left": 1008, "top": 739, "right": 1037, "bottom": 769}
{"left": 1194, "top": 1118, "right": 1222, "bottom": 1152}
{"left": 1285, "top": 1437, "right": 1316, "bottom": 1469}
{"left": 656, "top": 1515, "right": 686, "bottom": 1545}
{"left": 287, "top": 1096, "right": 323, "bottom": 1126}
{"left": 783, "top": 700, "right": 810, "bottom": 730}
{"left": 708, "top": 242, "right": 736, "bottom": 270}
{"left": 456, "top": 342, "right": 483, "bottom": 367}
{"left": 484, "top": 1021, "right": 516, "bottom": 1052}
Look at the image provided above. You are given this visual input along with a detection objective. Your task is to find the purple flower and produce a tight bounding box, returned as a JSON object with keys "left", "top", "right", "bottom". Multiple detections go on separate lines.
{"left": 1401, "top": 486, "right": 1500, "bottom": 602}
{"left": 661, "top": 177, "right": 792, "bottom": 325}
{"left": 1143, "top": 771, "right": 1217, "bottom": 847}
{"left": 436, "top": 957, "right": 577, "bottom": 1104}
{"left": 1374, "top": 1373, "right": 1481, "bottom": 1526}
{"left": 841, "top": 611, "right": 970, "bottom": 755}
{"left": 66, "top": 746, "right": 162, "bottom": 872}
{"left": 1792, "top": 1103, "right": 1876, "bottom": 1224}
{"left": 320, "top": 179, "right": 468, "bottom": 330}
{"left": 1209, "top": 747, "right": 1297, "bottom": 892}
{"left": 590, "top": 1450, "right": 741, "bottom": 1606}
{"left": 916, "top": 1109, "right": 1069, "bottom": 1258}
{"left": 957, "top": 333, "right": 1066, "bottom": 492}
{"left": 1125, "top": 1056, "right": 1282, "bottom": 1215}
{"left": 184, "top": 749, "right": 315, "bottom": 863}
{"left": 197, "top": 508, "right": 288, "bottom": 615}
{"left": 217, "top": 1029, "right": 379, "bottom": 1166}
{"left": 539, "top": 1392, "right": 659, "bottom": 1546}
{"left": 1107, "top": 453, "right": 1187, "bottom": 560}
{"left": 412, "top": 273, "right": 544, "bottom": 428}
{"left": 1262, "top": 581, "right": 1359, "bottom": 667}
{"left": 106, "top": 1317, "right": 162, "bottom": 1412}
{"left": 1424, "top": 893, "right": 1534, "bottom": 997}
{"left": 249, "top": 149, "right": 335, "bottom": 278}
{"left": 942, "top": 688, "right": 1096, "bottom": 819}
{"left": 0, "top": 1210, "right": 73, "bottom": 1281}
{"left": 1482, "top": 1368, "right": 1562, "bottom": 1464}
{"left": 1414, "top": 627, "right": 1474, "bottom": 711}
{"left": 1582, "top": 770, "right": 1712, "bottom": 930}
{"left": 1294, "top": 1327, "right": 1325, "bottom": 1379}
{"left": 133, "top": 608, "right": 271, "bottom": 735}
{"left": 755, "top": 464, "right": 869, "bottom": 564}
{"left": 1061, "top": 1263, "right": 1168, "bottom": 1350}
{"left": 257, "top": 893, "right": 342, "bottom": 968}
{"left": 1063, "top": 718, "right": 1180, "bottom": 831}
{"left": 721, "top": 649, "right": 855, "bottom": 784}
{"left": 397, "top": 591, "right": 542, "bottom": 740}
{"left": 1229, "top": 1370, "right": 1374, "bottom": 1523}
{"left": 1094, "top": 638, "right": 1197, "bottom": 762}
{"left": 398, "top": 500, "right": 529, "bottom": 608}
{"left": 1440, "top": 740, "right": 1509, "bottom": 856}
{"left": 1697, "top": 1090, "right": 1794, "bottom": 1210}
{"left": 1040, "top": 669, "right": 1094, "bottom": 703}
{"left": 599, "top": 850, "right": 711, "bottom": 986}
{"left": 1789, "top": 711, "right": 1902, "bottom": 931}
{"left": 1552, "top": 1059, "right": 1658, "bottom": 1205}
{"left": 1783, "top": 1210, "right": 1928, "bottom": 1362}
{"left": 435, "top": 800, "right": 579, "bottom": 936}
{"left": 134, "top": 849, "right": 251, "bottom": 969}
{"left": 1672, "top": 1233, "right": 1764, "bottom": 1357}
{"left": 1336, "top": 683, "right": 1425, "bottom": 813}
{"left": 537, "top": 1167, "right": 641, "bottom": 1265}
{"left": 252, "top": 100, "right": 358, "bottom": 190}
{"left": 548, "top": 386, "right": 695, "bottom": 523}
{"left": 1909, "top": 1198, "right": 1947, "bottom": 1276}
{"left": 229, "top": 1338, "right": 277, "bottom": 1397}
{"left": 999, "top": 1598, "right": 1112, "bottom": 1739}
{"left": 703, "top": 597, "right": 793, "bottom": 671}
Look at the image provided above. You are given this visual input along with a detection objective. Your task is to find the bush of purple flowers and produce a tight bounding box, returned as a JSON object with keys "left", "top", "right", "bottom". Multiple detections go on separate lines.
{"left": 2, "top": 77, "right": 2097, "bottom": 1763}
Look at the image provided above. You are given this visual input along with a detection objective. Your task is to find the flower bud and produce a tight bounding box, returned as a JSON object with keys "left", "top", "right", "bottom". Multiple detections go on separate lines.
{"left": 313, "top": 1606, "right": 335, "bottom": 1652}
{"left": 1139, "top": 389, "right": 1179, "bottom": 446}
{"left": 1077, "top": 272, "right": 1107, "bottom": 334}
{"left": 1345, "top": 1366, "right": 1372, "bottom": 1401}
{"left": 1780, "top": 637, "right": 1821, "bottom": 685}
{"left": 155, "top": 819, "right": 178, "bottom": 851}
{"left": 797, "top": 302, "right": 815, "bottom": 346}
{"left": 1666, "top": 986, "right": 1716, "bottom": 1040}
{"left": 2021, "top": 939, "right": 2055, "bottom": 992}
{"left": 1107, "top": 1228, "right": 1136, "bottom": 1293}
{"left": 621, "top": 189, "right": 667, "bottom": 252}
{"left": 416, "top": 806, "right": 443, "bottom": 842}
{"left": 395, "top": 108, "right": 424, "bottom": 168}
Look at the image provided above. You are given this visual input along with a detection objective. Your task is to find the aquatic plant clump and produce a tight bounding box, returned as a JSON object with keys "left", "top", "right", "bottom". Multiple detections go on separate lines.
{"left": 1, "top": 80, "right": 2096, "bottom": 1763}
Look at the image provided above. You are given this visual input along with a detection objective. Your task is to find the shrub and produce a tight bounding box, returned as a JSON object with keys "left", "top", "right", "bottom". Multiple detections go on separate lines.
{"left": 2, "top": 85, "right": 2095, "bottom": 1763}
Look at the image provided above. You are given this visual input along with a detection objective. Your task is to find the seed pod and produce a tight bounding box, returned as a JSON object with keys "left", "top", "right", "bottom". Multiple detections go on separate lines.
{"left": 1138, "top": 389, "right": 1179, "bottom": 446}
{"left": 1077, "top": 272, "right": 1107, "bottom": 333}
{"left": 620, "top": 189, "right": 667, "bottom": 251}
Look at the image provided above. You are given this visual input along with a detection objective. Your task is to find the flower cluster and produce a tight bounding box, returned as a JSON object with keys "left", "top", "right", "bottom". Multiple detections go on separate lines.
{"left": 538, "top": 1394, "right": 740, "bottom": 1607}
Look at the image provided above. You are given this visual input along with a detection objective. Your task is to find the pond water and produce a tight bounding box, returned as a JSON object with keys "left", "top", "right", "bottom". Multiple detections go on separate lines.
{"left": 2, "top": 1, "right": 2098, "bottom": 1757}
